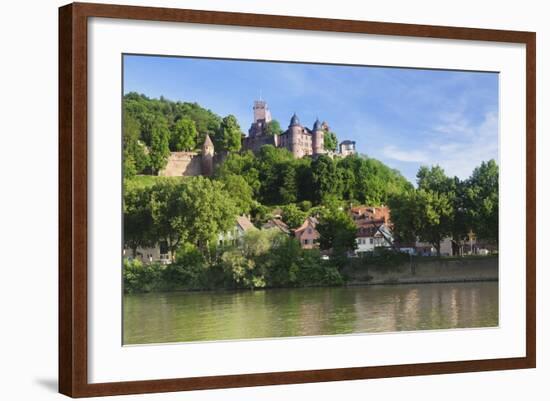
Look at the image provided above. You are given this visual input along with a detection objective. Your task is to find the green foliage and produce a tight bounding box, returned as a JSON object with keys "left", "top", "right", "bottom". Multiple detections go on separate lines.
{"left": 294, "top": 250, "right": 344, "bottom": 286}
{"left": 214, "top": 150, "right": 261, "bottom": 196}
{"left": 124, "top": 92, "right": 222, "bottom": 149}
{"left": 123, "top": 259, "right": 163, "bottom": 293}
{"left": 214, "top": 115, "right": 242, "bottom": 152}
{"left": 311, "top": 155, "right": 343, "bottom": 203}
{"left": 124, "top": 176, "right": 239, "bottom": 260}
{"left": 218, "top": 174, "right": 255, "bottom": 214}
{"left": 265, "top": 119, "right": 283, "bottom": 136}
{"left": 123, "top": 112, "right": 150, "bottom": 178}
{"left": 465, "top": 160, "right": 499, "bottom": 243}
{"left": 221, "top": 229, "right": 283, "bottom": 289}
{"left": 316, "top": 206, "right": 357, "bottom": 266}
{"left": 280, "top": 203, "right": 307, "bottom": 229}
{"left": 123, "top": 180, "right": 155, "bottom": 254}
{"left": 149, "top": 117, "right": 170, "bottom": 174}
{"left": 324, "top": 131, "right": 338, "bottom": 152}
{"left": 170, "top": 118, "right": 197, "bottom": 151}
{"left": 179, "top": 177, "right": 240, "bottom": 254}
{"left": 256, "top": 145, "right": 297, "bottom": 204}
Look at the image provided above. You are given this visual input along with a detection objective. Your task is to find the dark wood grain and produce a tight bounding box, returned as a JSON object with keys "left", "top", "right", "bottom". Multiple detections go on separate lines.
{"left": 58, "top": 2, "right": 536, "bottom": 397}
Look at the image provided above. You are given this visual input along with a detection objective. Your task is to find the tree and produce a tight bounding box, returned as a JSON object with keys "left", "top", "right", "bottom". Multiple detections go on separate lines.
{"left": 265, "top": 119, "right": 283, "bottom": 136}
{"left": 218, "top": 174, "right": 255, "bottom": 215}
{"left": 214, "top": 115, "right": 242, "bottom": 152}
{"left": 417, "top": 165, "right": 455, "bottom": 193}
{"left": 389, "top": 188, "right": 454, "bottom": 256}
{"left": 465, "top": 160, "right": 499, "bottom": 244}
{"left": 149, "top": 117, "right": 170, "bottom": 174}
{"left": 221, "top": 229, "right": 285, "bottom": 289}
{"left": 170, "top": 117, "right": 197, "bottom": 151}
{"left": 178, "top": 177, "right": 239, "bottom": 257}
{"left": 280, "top": 203, "right": 307, "bottom": 229}
{"left": 311, "top": 155, "right": 342, "bottom": 204}
{"left": 123, "top": 112, "right": 149, "bottom": 178}
{"left": 279, "top": 163, "right": 298, "bottom": 204}
{"left": 316, "top": 207, "right": 357, "bottom": 265}
{"left": 145, "top": 177, "right": 239, "bottom": 261}
{"left": 324, "top": 131, "right": 338, "bottom": 152}
{"left": 149, "top": 178, "right": 187, "bottom": 258}
{"left": 214, "top": 151, "right": 261, "bottom": 196}
{"left": 123, "top": 182, "right": 155, "bottom": 255}
{"left": 256, "top": 145, "right": 294, "bottom": 204}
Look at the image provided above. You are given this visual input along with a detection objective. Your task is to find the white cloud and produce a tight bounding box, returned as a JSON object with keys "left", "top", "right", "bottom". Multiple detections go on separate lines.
{"left": 382, "top": 145, "right": 429, "bottom": 163}
{"left": 429, "top": 110, "right": 499, "bottom": 179}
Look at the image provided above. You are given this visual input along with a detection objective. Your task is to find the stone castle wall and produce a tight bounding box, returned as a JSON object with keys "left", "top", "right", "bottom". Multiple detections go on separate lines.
{"left": 242, "top": 135, "right": 277, "bottom": 154}
{"left": 159, "top": 151, "right": 203, "bottom": 177}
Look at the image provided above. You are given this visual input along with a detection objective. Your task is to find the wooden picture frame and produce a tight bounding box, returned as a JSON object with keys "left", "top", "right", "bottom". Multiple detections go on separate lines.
{"left": 59, "top": 2, "right": 536, "bottom": 397}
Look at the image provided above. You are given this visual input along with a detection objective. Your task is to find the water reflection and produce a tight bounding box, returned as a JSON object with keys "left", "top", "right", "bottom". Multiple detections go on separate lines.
{"left": 123, "top": 282, "right": 498, "bottom": 345}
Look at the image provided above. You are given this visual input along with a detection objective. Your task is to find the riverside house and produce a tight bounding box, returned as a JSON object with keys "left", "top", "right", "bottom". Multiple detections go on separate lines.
{"left": 294, "top": 216, "right": 320, "bottom": 249}
{"left": 351, "top": 205, "right": 394, "bottom": 255}
{"left": 218, "top": 215, "right": 257, "bottom": 246}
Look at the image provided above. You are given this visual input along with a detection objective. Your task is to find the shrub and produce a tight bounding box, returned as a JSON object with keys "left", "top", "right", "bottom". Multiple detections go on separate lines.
{"left": 123, "top": 258, "right": 163, "bottom": 293}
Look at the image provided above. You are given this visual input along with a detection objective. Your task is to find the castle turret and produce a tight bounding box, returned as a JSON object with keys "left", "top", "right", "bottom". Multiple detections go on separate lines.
{"left": 201, "top": 134, "right": 214, "bottom": 176}
{"left": 312, "top": 118, "right": 325, "bottom": 156}
{"left": 289, "top": 113, "right": 303, "bottom": 158}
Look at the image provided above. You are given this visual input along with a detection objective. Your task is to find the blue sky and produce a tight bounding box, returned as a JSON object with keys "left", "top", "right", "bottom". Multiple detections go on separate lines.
{"left": 123, "top": 55, "right": 499, "bottom": 184}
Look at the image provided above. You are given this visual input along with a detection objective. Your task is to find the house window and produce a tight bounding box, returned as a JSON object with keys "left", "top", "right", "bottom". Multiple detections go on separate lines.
{"left": 307, "top": 228, "right": 312, "bottom": 234}
{"left": 370, "top": 238, "right": 374, "bottom": 244}
{"left": 304, "top": 239, "right": 309, "bottom": 245}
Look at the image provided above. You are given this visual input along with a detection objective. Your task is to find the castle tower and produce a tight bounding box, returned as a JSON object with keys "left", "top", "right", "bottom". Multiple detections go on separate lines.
{"left": 289, "top": 113, "right": 303, "bottom": 158}
{"left": 201, "top": 133, "right": 214, "bottom": 176}
{"left": 253, "top": 100, "right": 272, "bottom": 124}
{"left": 312, "top": 118, "right": 325, "bottom": 156}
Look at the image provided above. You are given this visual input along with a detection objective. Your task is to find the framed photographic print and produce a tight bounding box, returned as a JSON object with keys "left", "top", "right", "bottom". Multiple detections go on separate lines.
{"left": 59, "top": 2, "right": 536, "bottom": 397}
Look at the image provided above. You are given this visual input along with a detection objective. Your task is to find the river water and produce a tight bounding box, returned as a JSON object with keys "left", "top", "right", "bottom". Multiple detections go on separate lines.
{"left": 123, "top": 282, "right": 498, "bottom": 345}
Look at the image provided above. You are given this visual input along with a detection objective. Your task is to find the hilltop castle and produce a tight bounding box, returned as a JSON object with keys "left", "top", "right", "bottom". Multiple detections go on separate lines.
{"left": 243, "top": 100, "right": 355, "bottom": 158}
{"left": 159, "top": 100, "right": 356, "bottom": 177}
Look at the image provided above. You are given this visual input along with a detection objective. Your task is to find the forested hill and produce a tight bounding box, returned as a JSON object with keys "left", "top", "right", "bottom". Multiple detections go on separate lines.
{"left": 124, "top": 92, "right": 222, "bottom": 144}
{"left": 123, "top": 93, "right": 413, "bottom": 205}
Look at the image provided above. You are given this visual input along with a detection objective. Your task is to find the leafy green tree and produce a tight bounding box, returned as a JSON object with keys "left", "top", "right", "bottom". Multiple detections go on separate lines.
{"left": 281, "top": 203, "right": 307, "bottom": 229}
{"left": 214, "top": 114, "right": 242, "bottom": 152}
{"left": 324, "top": 131, "right": 338, "bottom": 152}
{"left": 170, "top": 117, "right": 197, "bottom": 151}
{"left": 389, "top": 188, "right": 454, "bottom": 256}
{"left": 149, "top": 117, "right": 170, "bottom": 174}
{"left": 221, "top": 229, "right": 285, "bottom": 289}
{"left": 149, "top": 178, "right": 187, "bottom": 258}
{"left": 214, "top": 151, "right": 261, "bottom": 196}
{"left": 123, "top": 181, "right": 155, "bottom": 255}
{"left": 178, "top": 177, "right": 239, "bottom": 257}
{"left": 279, "top": 163, "right": 298, "bottom": 204}
{"left": 311, "top": 155, "right": 342, "bottom": 204}
{"left": 218, "top": 174, "right": 255, "bottom": 214}
{"left": 256, "top": 145, "right": 294, "bottom": 204}
{"left": 123, "top": 259, "right": 163, "bottom": 293}
{"left": 123, "top": 112, "right": 149, "bottom": 178}
{"left": 316, "top": 207, "right": 357, "bottom": 265}
{"left": 417, "top": 165, "right": 455, "bottom": 193}
{"left": 465, "top": 160, "right": 499, "bottom": 244}
{"left": 264, "top": 236, "right": 302, "bottom": 287}
{"left": 265, "top": 119, "right": 283, "bottom": 136}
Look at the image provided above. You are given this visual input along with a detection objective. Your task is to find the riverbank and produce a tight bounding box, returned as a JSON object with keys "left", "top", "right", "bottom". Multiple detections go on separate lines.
{"left": 344, "top": 256, "right": 498, "bottom": 286}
